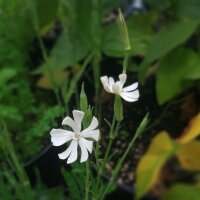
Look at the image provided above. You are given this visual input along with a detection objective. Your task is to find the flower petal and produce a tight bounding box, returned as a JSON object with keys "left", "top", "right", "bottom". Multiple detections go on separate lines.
{"left": 82, "top": 129, "right": 100, "bottom": 141}
{"left": 120, "top": 92, "right": 139, "bottom": 102}
{"left": 50, "top": 128, "right": 73, "bottom": 146}
{"left": 62, "top": 116, "right": 78, "bottom": 132}
{"left": 79, "top": 138, "right": 93, "bottom": 153}
{"left": 67, "top": 140, "right": 78, "bottom": 164}
{"left": 78, "top": 139, "right": 89, "bottom": 163}
{"left": 108, "top": 77, "right": 114, "bottom": 88}
{"left": 100, "top": 76, "right": 112, "bottom": 93}
{"left": 58, "top": 141, "right": 74, "bottom": 159}
{"left": 122, "top": 90, "right": 139, "bottom": 99}
{"left": 123, "top": 82, "right": 138, "bottom": 92}
{"left": 119, "top": 73, "right": 127, "bottom": 88}
{"left": 72, "top": 110, "right": 84, "bottom": 132}
{"left": 81, "top": 117, "right": 98, "bottom": 134}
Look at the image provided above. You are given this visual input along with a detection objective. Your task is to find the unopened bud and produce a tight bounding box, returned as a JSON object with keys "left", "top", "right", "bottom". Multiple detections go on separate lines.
{"left": 118, "top": 9, "right": 131, "bottom": 51}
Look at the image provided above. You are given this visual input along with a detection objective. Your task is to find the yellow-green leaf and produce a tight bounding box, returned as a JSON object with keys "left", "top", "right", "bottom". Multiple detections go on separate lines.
{"left": 136, "top": 132, "right": 176, "bottom": 199}
{"left": 177, "top": 140, "right": 200, "bottom": 171}
{"left": 177, "top": 113, "right": 200, "bottom": 144}
{"left": 37, "top": 71, "right": 68, "bottom": 90}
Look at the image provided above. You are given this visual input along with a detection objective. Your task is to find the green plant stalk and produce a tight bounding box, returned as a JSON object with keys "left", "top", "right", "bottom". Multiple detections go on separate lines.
{"left": 95, "top": 115, "right": 121, "bottom": 194}
{"left": 85, "top": 160, "right": 90, "bottom": 200}
{"left": 26, "top": 0, "right": 62, "bottom": 106}
{"left": 4, "top": 170, "right": 27, "bottom": 200}
{"left": 91, "top": 0, "right": 102, "bottom": 119}
{"left": 123, "top": 52, "right": 129, "bottom": 73}
{"left": 1, "top": 119, "right": 34, "bottom": 200}
{"left": 114, "top": 96, "right": 123, "bottom": 121}
{"left": 65, "top": 53, "right": 94, "bottom": 103}
{"left": 93, "top": 52, "right": 101, "bottom": 118}
{"left": 99, "top": 114, "right": 149, "bottom": 200}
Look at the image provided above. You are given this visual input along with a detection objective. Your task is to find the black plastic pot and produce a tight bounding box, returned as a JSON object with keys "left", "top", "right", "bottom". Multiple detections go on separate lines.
{"left": 24, "top": 144, "right": 158, "bottom": 200}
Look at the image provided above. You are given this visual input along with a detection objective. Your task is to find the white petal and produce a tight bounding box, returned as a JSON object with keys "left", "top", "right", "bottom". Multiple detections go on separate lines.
{"left": 123, "top": 82, "right": 138, "bottom": 92}
{"left": 72, "top": 110, "right": 84, "bottom": 132}
{"left": 58, "top": 141, "right": 74, "bottom": 159}
{"left": 62, "top": 116, "right": 78, "bottom": 132}
{"left": 50, "top": 129, "right": 73, "bottom": 146}
{"left": 78, "top": 139, "right": 89, "bottom": 163}
{"left": 119, "top": 74, "right": 127, "bottom": 88}
{"left": 79, "top": 138, "right": 93, "bottom": 153}
{"left": 100, "top": 76, "right": 112, "bottom": 93}
{"left": 81, "top": 117, "right": 99, "bottom": 134}
{"left": 67, "top": 140, "right": 78, "bottom": 164}
{"left": 108, "top": 77, "right": 114, "bottom": 88}
{"left": 82, "top": 129, "right": 100, "bottom": 141}
{"left": 122, "top": 90, "right": 139, "bottom": 99}
{"left": 120, "top": 92, "right": 139, "bottom": 102}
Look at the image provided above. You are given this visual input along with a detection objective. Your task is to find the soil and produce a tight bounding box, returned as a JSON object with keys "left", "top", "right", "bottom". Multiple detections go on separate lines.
{"left": 98, "top": 63, "right": 200, "bottom": 197}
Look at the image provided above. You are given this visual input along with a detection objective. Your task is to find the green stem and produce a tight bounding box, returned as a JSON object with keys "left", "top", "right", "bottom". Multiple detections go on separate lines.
{"left": 100, "top": 134, "right": 138, "bottom": 200}
{"left": 122, "top": 52, "right": 129, "bottom": 73}
{"left": 65, "top": 53, "right": 94, "bottom": 103}
{"left": 85, "top": 161, "right": 90, "bottom": 200}
{"left": 93, "top": 52, "right": 101, "bottom": 118}
{"left": 99, "top": 114, "right": 149, "bottom": 200}
{"left": 1, "top": 119, "right": 34, "bottom": 200}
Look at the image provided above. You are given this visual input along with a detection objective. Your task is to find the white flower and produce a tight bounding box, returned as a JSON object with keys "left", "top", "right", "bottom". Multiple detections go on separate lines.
{"left": 100, "top": 73, "right": 139, "bottom": 102}
{"left": 50, "top": 110, "right": 100, "bottom": 164}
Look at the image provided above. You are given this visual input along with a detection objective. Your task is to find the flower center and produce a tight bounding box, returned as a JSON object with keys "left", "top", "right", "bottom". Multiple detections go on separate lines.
{"left": 74, "top": 133, "right": 81, "bottom": 140}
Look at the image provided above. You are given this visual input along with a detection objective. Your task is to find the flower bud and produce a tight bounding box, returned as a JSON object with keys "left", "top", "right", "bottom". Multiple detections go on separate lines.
{"left": 118, "top": 8, "right": 131, "bottom": 51}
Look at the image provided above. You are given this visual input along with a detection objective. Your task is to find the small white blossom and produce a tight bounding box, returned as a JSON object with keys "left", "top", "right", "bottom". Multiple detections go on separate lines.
{"left": 100, "top": 73, "right": 139, "bottom": 102}
{"left": 50, "top": 110, "right": 100, "bottom": 164}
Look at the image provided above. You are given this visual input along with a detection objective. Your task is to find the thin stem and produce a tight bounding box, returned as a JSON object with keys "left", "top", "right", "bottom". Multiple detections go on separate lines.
{"left": 65, "top": 53, "right": 94, "bottom": 103}
{"left": 0, "top": 119, "right": 34, "bottom": 200}
{"left": 85, "top": 161, "right": 90, "bottom": 200}
{"left": 122, "top": 52, "right": 129, "bottom": 73}
{"left": 99, "top": 115, "right": 148, "bottom": 200}
{"left": 93, "top": 52, "right": 101, "bottom": 119}
{"left": 26, "top": 0, "right": 62, "bottom": 106}
{"left": 100, "top": 133, "right": 138, "bottom": 200}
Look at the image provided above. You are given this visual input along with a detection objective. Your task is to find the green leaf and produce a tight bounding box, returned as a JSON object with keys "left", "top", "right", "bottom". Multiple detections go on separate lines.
{"left": 156, "top": 48, "right": 200, "bottom": 104}
{"left": 0, "top": 68, "right": 17, "bottom": 87}
{"left": 136, "top": 132, "right": 176, "bottom": 199}
{"left": 174, "top": 0, "right": 200, "bottom": 20}
{"left": 102, "top": 12, "right": 156, "bottom": 57}
{"left": 162, "top": 184, "right": 200, "bottom": 200}
{"left": 35, "top": 0, "right": 59, "bottom": 29}
{"left": 135, "top": 113, "right": 149, "bottom": 138}
{"left": 34, "top": 31, "right": 90, "bottom": 73}
{"left": 25, "top": 105, "right": 64, "bottom": 142}
{"left": 0, "top": 105, "right": 22, "bottom": 121}
{"left": 114, "top": 96, "right": 123, "bottom": 121}
{"left": 139, "top": 20, "right": 199, "bottom": 83}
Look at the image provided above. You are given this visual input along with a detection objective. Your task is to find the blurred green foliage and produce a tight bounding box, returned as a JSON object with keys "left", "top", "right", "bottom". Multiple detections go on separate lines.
{"left": 0, "top": 0, "right": 200, "bottom": 199}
